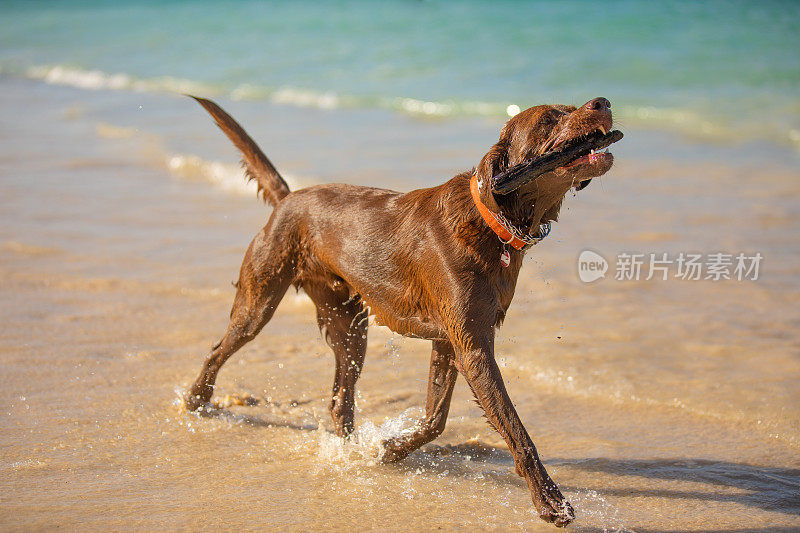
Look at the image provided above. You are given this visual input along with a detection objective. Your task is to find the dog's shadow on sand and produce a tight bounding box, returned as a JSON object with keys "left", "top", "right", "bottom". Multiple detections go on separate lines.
{"left": 404, "top": 445, "right": 800, "bottom": 524}
{"left": 190, "top": 405, "right": 800, "bottom": 526}
{"left": 550, "top": 456, "right": 800, "bottom": 518}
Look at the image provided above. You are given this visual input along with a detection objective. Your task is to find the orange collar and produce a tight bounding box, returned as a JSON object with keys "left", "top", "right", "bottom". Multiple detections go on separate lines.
{"left": 469, "top": 174, "right": 530, "bottom": 250}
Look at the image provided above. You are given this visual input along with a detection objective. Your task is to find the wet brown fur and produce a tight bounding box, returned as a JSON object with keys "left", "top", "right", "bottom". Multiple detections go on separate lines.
{"left": 184, "top": 96, "right": 616, "bottom": 527}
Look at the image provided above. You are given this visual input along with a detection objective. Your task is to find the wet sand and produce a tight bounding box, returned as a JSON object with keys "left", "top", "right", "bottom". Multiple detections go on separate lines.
{"left": 1, "top": 77, "right": 799, "bottom": 531}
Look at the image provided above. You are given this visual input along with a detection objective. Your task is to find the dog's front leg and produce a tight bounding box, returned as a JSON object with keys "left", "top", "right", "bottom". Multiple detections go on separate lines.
{"left": 454, "top": 331, "right": 574, "bottom": 527}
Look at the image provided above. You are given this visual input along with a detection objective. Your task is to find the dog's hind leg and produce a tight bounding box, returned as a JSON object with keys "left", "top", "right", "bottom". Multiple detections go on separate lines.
{"left": 380, "top": 339, "right": 458, "bottom": 462}
{"left": 305, "top": 283, "right": 368, "bottom": 437}
{"left": 184, "top": 223, "right": 297, "bottom": 412}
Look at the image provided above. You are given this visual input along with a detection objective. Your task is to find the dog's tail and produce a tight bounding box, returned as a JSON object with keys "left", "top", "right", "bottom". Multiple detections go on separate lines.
{"left": 188, "top": 95, "right": 290, "bottom": 206}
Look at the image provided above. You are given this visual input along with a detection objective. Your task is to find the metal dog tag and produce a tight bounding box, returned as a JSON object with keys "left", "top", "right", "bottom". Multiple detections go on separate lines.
{"left": 500, "top": 249, "right": 511, "bottom": 267}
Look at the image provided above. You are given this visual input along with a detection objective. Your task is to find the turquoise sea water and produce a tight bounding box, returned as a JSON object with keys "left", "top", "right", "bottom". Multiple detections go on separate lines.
{"left": 1, "top": 0, "right": 798, "bottom": 148}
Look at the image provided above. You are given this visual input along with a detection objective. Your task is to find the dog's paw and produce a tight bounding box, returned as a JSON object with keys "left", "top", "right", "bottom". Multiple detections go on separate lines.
{"left": 379, "top": 438, "right": 410, "bottom": 464}
{"left": 534, "top": 486, "right": 575, "bottom": 528}
{"left": 183, "top": 392, "right": 211, "bottom": 413}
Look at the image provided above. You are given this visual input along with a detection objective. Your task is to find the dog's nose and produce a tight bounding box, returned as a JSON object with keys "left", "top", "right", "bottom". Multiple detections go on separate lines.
{"left": 586, "top": 97, "right": 611, "bottom": 112}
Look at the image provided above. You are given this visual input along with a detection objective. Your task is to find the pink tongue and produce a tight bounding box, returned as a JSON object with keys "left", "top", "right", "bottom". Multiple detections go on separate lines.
{"left": 562, "top": 153, "right": 592, "bottom": 169}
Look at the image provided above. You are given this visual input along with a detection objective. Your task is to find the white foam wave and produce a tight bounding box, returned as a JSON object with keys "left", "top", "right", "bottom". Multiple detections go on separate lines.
{"left": 394, "top": 97, "right": 454, "bottom": 116}
{"left": 26, "top": 64, "right": 215, "bottom": 96}
{"left": 22, "top": 64, "right": 797, "bottom": 151}
{"left": 85, "top": 110, "right": 309, "bottom": 199}
{"left": 166, "top": 154, "right": 256, "bottom": 196}
{"left": 28, "top": 64, "right": 131, "bottom": 91}
{"left": 87, "top": 114, "right": 309, "bottom": 200}
{"left": 21, "top": 64, "right": 513, "bottom": 119}
{"left": 231, "top": 84, "right": 344, "bottom": 110}
{"left": 165, "top": 153, "right": 302, "bottom": 198}
{"left": 389, "top": 96, "right": 512, "bottom": 118}
{"left": 270, "top": 87, "right": 340, "bottom": 110}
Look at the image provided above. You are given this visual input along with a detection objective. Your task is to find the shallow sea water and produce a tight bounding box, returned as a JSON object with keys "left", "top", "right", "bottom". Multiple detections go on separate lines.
{"left": 1, "top": 69, "right": 799, "bottom": 531}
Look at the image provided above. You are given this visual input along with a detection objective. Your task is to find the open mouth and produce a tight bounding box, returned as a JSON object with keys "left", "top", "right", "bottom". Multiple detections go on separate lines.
{"left": 491, "top": 128, "right": 623, "bottom": 195}
{"left": 560, "top": 147, "right": 610, "bottom": 169}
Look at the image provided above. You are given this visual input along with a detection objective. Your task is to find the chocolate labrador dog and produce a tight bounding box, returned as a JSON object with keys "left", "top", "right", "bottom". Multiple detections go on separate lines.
{"left": 184, "top": 96, "right": 620, "bottom": 527}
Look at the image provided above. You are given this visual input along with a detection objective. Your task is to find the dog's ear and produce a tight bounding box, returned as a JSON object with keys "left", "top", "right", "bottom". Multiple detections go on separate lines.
{"left": 475, "top": 124, "right": 511, "bottom": 211}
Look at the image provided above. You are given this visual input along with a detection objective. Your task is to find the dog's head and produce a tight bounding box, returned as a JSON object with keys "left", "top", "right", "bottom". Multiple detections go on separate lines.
{"left": 476, "top": 97, "right": 618, "bottom": 230}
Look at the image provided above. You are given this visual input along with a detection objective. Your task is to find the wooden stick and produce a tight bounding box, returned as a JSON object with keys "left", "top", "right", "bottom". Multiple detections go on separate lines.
{"left": 491, "top": 130, "right": 623, "bottom": 195}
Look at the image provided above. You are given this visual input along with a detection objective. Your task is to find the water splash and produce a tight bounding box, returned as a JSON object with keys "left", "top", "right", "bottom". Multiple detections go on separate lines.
{"left": 315, "top": 408, "right": 422, "bottom": 469}
{"left": 567, "top": 489, "right": 633, "bottom": 532}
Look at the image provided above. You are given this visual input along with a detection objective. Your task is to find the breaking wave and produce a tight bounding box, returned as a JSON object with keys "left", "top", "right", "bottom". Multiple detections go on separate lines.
{"left": 165, "top": 153, "right": 303, "bottom": 197}
{"left": 20, "top": 63, "right": 799, "bottom": 150}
